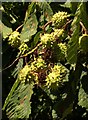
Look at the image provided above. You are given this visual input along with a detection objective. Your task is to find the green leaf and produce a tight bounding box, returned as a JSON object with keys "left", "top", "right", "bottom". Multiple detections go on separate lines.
{"left": 2, "top": 79, "right": 20, "bottom": 110}
{"left": 70, "top": 2, "right": 79, "bottom": 13}
{"left": 39, "top": 2, "right": 53, "bottom": 22}
{"left": 43, "top": 2, "right": 53, "bottom": 21}
{"left": 20, "top": 13, "right": 38, "bottom": 42}
{"left": 0, "top": 20, "right": 12, "bottom": 39}
{"left": 52, "top": 109, "right": 58, "bottom": 119}
{"left": 2, "top": 11, "right": 12, "bottom": 28}
{"left": 6, "top": 81, "right": 34, "bottom": 119}
{"left": 80, "top": 3, "right": 88, "bottom": 31}
{"left": 24, "top": 2, "right": 36, "bottom": 22}
{"left": 61, "top": 2, "right": 71, "bottom": 9}
{"left": 11, "top": 58, "right": 23, "bottom": 78}
{"left": 31, "top": 31, "right": 43, "bottom": 48}
{"left": 79, "top": 34, "right": 88, "bottom": 52}
{"left": 60, "top": 103, "right": 73, "bottom": 120}
{"left": 53, "top": 91, "right": 74, "bottom": 119}
{"left": 81, "top": 74, "right": 88, "bottom": 94}
{"left": 67, "top": 32, "right": 79, "bottom": 64}
{"left": 67, "top": 2, "right": 83, "bottom": 64}
{"left": 60, "top": 1, "right": 78, "bottom": 14}
{"left": 78, "top": 82, "right": 88, "bottom": 111}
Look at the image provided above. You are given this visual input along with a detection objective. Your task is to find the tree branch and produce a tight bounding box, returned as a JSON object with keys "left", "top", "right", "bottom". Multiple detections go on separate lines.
{"left": 80, "top": 21, "right": 88, "bottom": 34}
{"left": 62, "top": 19, "right": 72, "bottom": 30}
{"left": 2, "top": 42, "right": 42, "bottom": 72}
{"left": 2, "top": 20, "right": 73, "bottom": 72}
{"left": 39, "top": 21, "right": 52, "bottom": 33}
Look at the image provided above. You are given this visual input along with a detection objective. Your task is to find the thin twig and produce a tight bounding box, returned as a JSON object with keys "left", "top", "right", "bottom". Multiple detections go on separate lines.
{"left": 40, "top": 21, "right": 52, "bottom": 33}
{"left": 40, "top": 20, "right": 72, "bottom": 33}
{"left": 23, "top": 42, "right": 42, "bottom": 57}
{"left": 16, "top": 24, "right": 24, "bottom": 31}
{"left": 25, "top": 56, "right": 28, "bottom": 65}
{"left": 80, "top": 21, "right": 88, "bottom": 34}
{"left": 2, "top": 42, "right": 42, "bottom": 72}
{"left": 2, "top": 57, "right": 22, "bottom": 71}
{"left": 43, "top": 21, "right": 52, "bottom": 29}
{"left": 62, "top": 19, "right": 72, "bottom": 30}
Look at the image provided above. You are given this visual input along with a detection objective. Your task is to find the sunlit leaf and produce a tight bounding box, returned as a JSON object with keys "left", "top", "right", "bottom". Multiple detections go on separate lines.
{"left": 78, "top": 82, "right": 88, "bottom": 111}
{"left": 79, "top": 34, "right": 88, "bottom": 52}
{"left": 0, "top": 20, "right": 12, "bottom": 39}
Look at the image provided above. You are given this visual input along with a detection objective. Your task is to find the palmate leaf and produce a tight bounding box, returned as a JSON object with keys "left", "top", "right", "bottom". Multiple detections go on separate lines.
{"left": 67, "top": 2, "right": 83, "bottom": 64}
{"left": 20, "top": 13, "right": 38, "bottom": 42}
{"left": 6, "top": 81, "right": 34, "bottom": 119}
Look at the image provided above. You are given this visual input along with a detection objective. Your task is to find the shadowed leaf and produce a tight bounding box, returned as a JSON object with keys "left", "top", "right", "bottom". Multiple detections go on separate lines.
{"left": 20, "top": 13, "right": 38, "bottom": 42}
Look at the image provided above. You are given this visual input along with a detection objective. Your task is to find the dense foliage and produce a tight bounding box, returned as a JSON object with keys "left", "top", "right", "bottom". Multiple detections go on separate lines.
{"left": 1, "top": 1, "right": 88, "bottom": 120}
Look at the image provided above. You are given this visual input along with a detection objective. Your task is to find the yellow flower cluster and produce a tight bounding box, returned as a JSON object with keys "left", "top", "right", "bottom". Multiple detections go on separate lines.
{"left": 18, "top": 65, "right": 31, "bottom": 82}
{"left": 18, "top": 58, "right": 46, "bottom": 83}
{"left": 19, "top": 42, "right": 29, "bottom": 55}
{"left": 41, "top": 29, "right": 64, "bottom": 45}
{"left": 41, "top": 33, "right": 52, "bottom": 45}
{"left": 45, "top": 64, "right": 67, "bottom": 88}
{"left": 52, "top": 11, "right": 69, "bottom": 28}
{"left": 58, "top": 43, "right": 67, "bottom": 58}
{"left": 29, "top": 57, "right": 46, "bottom": 71}
{"left": 8, "top": 31, "right": 21, "bottom": 48}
